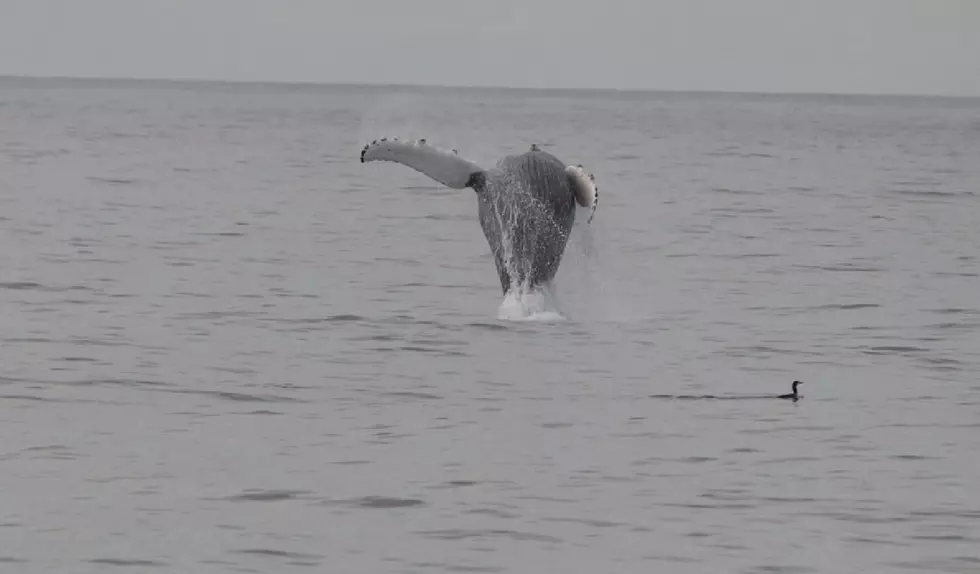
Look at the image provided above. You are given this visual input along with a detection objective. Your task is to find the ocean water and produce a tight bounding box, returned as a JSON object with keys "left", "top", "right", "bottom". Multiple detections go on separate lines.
{"left": 1, "top": 77, "right": 979, "bottom": 573}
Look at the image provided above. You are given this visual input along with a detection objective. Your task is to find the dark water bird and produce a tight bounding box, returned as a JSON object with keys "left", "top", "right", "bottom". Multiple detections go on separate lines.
{"left": 778, "top": 380, "right": 804, "bottom": 401}
{"left": 649, "top": 380, "right": 805, "bottom": 402}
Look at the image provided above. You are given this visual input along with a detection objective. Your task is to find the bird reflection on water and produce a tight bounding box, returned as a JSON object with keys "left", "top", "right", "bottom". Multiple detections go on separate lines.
{"left": 650, "top": 381, "right": 804, "bottom": 402}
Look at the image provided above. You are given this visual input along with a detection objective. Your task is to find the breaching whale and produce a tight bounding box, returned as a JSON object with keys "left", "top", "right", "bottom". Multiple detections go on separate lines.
{"left": 359, "top": 138, "right": 599, "bottom": 298}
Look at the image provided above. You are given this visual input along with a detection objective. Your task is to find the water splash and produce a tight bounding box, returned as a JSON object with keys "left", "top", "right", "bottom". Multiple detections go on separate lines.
{"left": 486, "top": 193, "right": 637, "bottom": 324}
{"left": 551, "top": 209, "right": 648, "bottom": 324}
{"left": 497, "top": 282, "right": 566, "bottom": 322}
{"left": 486, "top": 174, "right": 571, "bottom": 322}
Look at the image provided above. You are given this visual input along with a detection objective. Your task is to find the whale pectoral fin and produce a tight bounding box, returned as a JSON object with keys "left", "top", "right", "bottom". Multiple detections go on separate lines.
{"left": 565, "top": 164, "right": 599, "bottom": 224}
{"left": 360, "top": 137, "right": 484, "bottom": 190}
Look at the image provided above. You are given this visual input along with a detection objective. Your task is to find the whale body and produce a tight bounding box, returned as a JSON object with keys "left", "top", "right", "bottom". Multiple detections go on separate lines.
{"left": 360, "top": 138, "right": 598, "bottom": 297}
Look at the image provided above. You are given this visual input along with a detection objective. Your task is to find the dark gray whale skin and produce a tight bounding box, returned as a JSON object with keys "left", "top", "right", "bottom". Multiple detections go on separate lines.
{"left": 467, "top": 149, "right": 578, "bottom": 294}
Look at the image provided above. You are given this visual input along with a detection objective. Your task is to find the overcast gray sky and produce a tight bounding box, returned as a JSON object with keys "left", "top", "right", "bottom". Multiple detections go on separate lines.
{"left": 1, "top": 0, "right": 978, "bottom": 96}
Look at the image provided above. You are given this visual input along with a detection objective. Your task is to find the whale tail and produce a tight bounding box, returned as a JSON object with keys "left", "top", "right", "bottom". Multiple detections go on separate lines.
{"left": 360, "top": 137, "right": 484, "bottom": 189}
{"left": 564, "top": 164, "right": 599, "bottom": 224}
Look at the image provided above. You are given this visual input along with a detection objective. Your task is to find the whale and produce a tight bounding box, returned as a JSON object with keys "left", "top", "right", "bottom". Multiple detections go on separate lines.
{"left": 360, "top": 138, "right": 599, "bottom": 298}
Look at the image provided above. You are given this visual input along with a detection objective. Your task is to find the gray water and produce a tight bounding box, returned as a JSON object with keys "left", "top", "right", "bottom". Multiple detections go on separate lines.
{"left": 1, "top": 77, "right": 979, "bottom": 573}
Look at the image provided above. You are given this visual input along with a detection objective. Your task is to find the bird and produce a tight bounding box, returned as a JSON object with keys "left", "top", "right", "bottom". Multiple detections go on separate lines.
{"left": 778, "top": 380, "right": 804, "bottom": 401}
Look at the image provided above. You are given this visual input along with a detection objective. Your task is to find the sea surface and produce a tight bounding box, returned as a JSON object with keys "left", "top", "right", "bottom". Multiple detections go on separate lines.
{"left": 1, "top": 77, "right": 979, "bottom": 573}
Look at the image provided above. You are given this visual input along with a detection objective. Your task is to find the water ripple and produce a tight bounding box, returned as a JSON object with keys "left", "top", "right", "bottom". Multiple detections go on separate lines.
{"left": 323, "top": 496, "right": 426, "bottom": 509}
{"left": 88, "top": 558, "right": 168, "bottom": 567}
{"left": 418, "top": 529, "right": 562, "bottom": 544}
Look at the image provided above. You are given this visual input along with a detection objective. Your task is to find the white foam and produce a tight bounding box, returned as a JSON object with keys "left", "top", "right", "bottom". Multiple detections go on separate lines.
{"left": 497, "top": 283, "right": 566, "bottom": 322}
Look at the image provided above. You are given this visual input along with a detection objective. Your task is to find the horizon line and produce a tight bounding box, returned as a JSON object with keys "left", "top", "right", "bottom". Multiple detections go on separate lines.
{"left": 1, "top": 73, "right": 977, "bottom": 101}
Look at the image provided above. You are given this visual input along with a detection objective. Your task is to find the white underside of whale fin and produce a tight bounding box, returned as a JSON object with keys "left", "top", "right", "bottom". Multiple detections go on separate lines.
{"left": 360, "top": 138, "right": 484, "bottom": 189}
{"left": 565, "top": 164, "right": 599, "bottom": 224}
